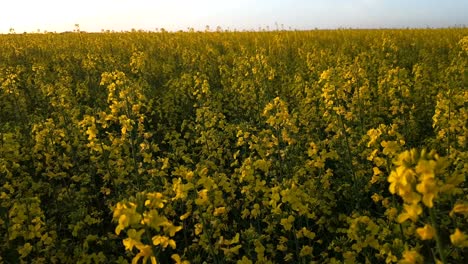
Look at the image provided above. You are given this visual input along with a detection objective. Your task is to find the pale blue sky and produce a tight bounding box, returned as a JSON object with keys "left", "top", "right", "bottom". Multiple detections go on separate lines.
{"left": 1, "top": 0, "right": 467, "bottom": 33}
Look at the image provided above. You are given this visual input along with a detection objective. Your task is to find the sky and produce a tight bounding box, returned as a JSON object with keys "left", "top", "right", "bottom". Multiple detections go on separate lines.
{"left": 1, "top": 0, "right": 467, "bottom": 33}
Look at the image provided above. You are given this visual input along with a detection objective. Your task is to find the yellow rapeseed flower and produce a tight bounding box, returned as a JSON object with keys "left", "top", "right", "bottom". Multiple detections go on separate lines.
{"left": 367, "top": 128, "right": 382, "bottom": 147}
{"left": 133, "top": 244, "right": 156, "bottom": 264}
{"left": 398, "top": 250, "right": 423, "bottom": 264}
{"left": 195, "top": 223, "right": 203, "bottom": 235}
{"left": 123, "top": 237, "right": 140, "bottom": 251}
{"left": 152, "top": 235, "right": 176, "bottom": 249}
{"left": 415, "top": 174, "right": 438, "bottom": 208}
{"left": 388, "top": 166, "right": 415, "bottom": 197}
{"left": 450, "top": 228, "right": 468, "bottom": 248}
{"left": 416, "top": 224, "right": 435, "bottom": 240}
{"left": 397, "top": 203, "right": 423, "bottom": 223}
{"left": 450, "top": 203, "right": 468, "bottom": 217}
{"left": 320, "top": 69, "right": 332, "bottom": 81}
{"left": 415, "top": 159, "right": 439, "bottom": 208}
{"left": 172, "top": 254, "right": 190, "bottom": 264}
{"left": 385, "top": 207, "right": 398, "bottom": 221}
{"left": 18, "top": 243, "right": 32, "bottom": 258}
{"left": 280, "top": 215, "right": 295, "bottom": 231}
{"left": 371, "top": 193, "right": 382, "bottom": 203}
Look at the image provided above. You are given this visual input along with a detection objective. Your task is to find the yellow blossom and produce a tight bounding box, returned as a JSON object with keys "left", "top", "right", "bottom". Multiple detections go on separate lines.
{"left": 299, "top": 245, "right": 313, "bottom": 257}
{"left": 18, "top": 243, "right": 32, "bottom": 258}
{"left": 237, "top": 256, "right": 253, "bottom": 264}
{"left": 213, "top": 207, "right": 226, "bottom": 216}
{"left": 370, "top": 167, "right": 382, "bottom": 184}
{"left": 172, "top": 254, "right": 190, "bottom": 264}
{"left": 371, "top": 193, "right": 382, "bottom": 203}
{"left": 123, "top": 237, "right": 141, "bottom": 251}
{"left": 450, "top": 203, "right": 468, "bottom": 217}
{"left": 367, "top": 128, "right": 382, "bottom": 147}
{"left": 385, "top": 207, "right": 398, "bottom": 221}
{"left": 195, "top": 189, "right": 209, "bottom": 206}
{"left": 398, "top": 250, "right": 423, "bottom": 264}
{"left": 180, "top": 211, "right": 191, "bottom": 221}
{"left": 133, "top": 244, "right": 156, "bottom": 264}
{"left": 397, "top": 203, "right": 423, "bottom": 223}
{"left": 280, "top": 215, "right": 295, "bottom": 231}
{"left": 415, "top": 159, "right": 439, "bottom": 208}
{"left": 152, "top": 235, "right": 176, "bottom": 249}
{"left": 415, "top": 174, "right": 438, "bottom": 208}
{"left": 165, "top": 224, "right": 183, "bottom": 237}
{"left": 416, "top": 224, "right": 435, "bottom": 240}
{"left": 388, "top": 166, "right": 417, "bottom": 203}
{"left": 195, "top": 223, "right": 203, "bottom": 235}
{"left": 450, "top": 228, "right": 468, "bottom": 247}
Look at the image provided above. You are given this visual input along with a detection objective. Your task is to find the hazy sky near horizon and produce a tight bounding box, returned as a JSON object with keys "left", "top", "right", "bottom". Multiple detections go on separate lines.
{"left": 1, "top": 0, "right": 467, "bottom": 33}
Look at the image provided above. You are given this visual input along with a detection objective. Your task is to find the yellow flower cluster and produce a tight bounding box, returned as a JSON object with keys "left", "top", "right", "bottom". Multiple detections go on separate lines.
{"left": 388, "top": 148, "right": 467, "bottom": 263}
{"left": 113, "top": 192, "right": 185, "bottom": 264}
{"left": 388, "top": 149, "right": 446, "bottom": 222}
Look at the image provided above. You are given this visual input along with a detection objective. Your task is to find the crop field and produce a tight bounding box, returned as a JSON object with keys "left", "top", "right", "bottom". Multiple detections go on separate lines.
{"left": 0, "top": 29, "right": 467, "bottom": 263}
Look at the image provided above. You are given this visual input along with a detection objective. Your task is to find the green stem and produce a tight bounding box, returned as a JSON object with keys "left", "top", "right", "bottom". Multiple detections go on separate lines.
{"left": 446, "top": 93, "right": 451, "bottom": 158}
{"left": 331, "top": 87, "right": 356, "bottom": 184}
{"left": 429, "top": 208, "right": 446, "bottom": 264}
{"left": 391, "top": 196, "right": 404, "bottom": 241}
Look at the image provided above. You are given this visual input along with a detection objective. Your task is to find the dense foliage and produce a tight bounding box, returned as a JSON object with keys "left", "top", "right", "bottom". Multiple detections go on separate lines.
{"left": 0, "top": 29, "right": 467, "bottom": 263}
